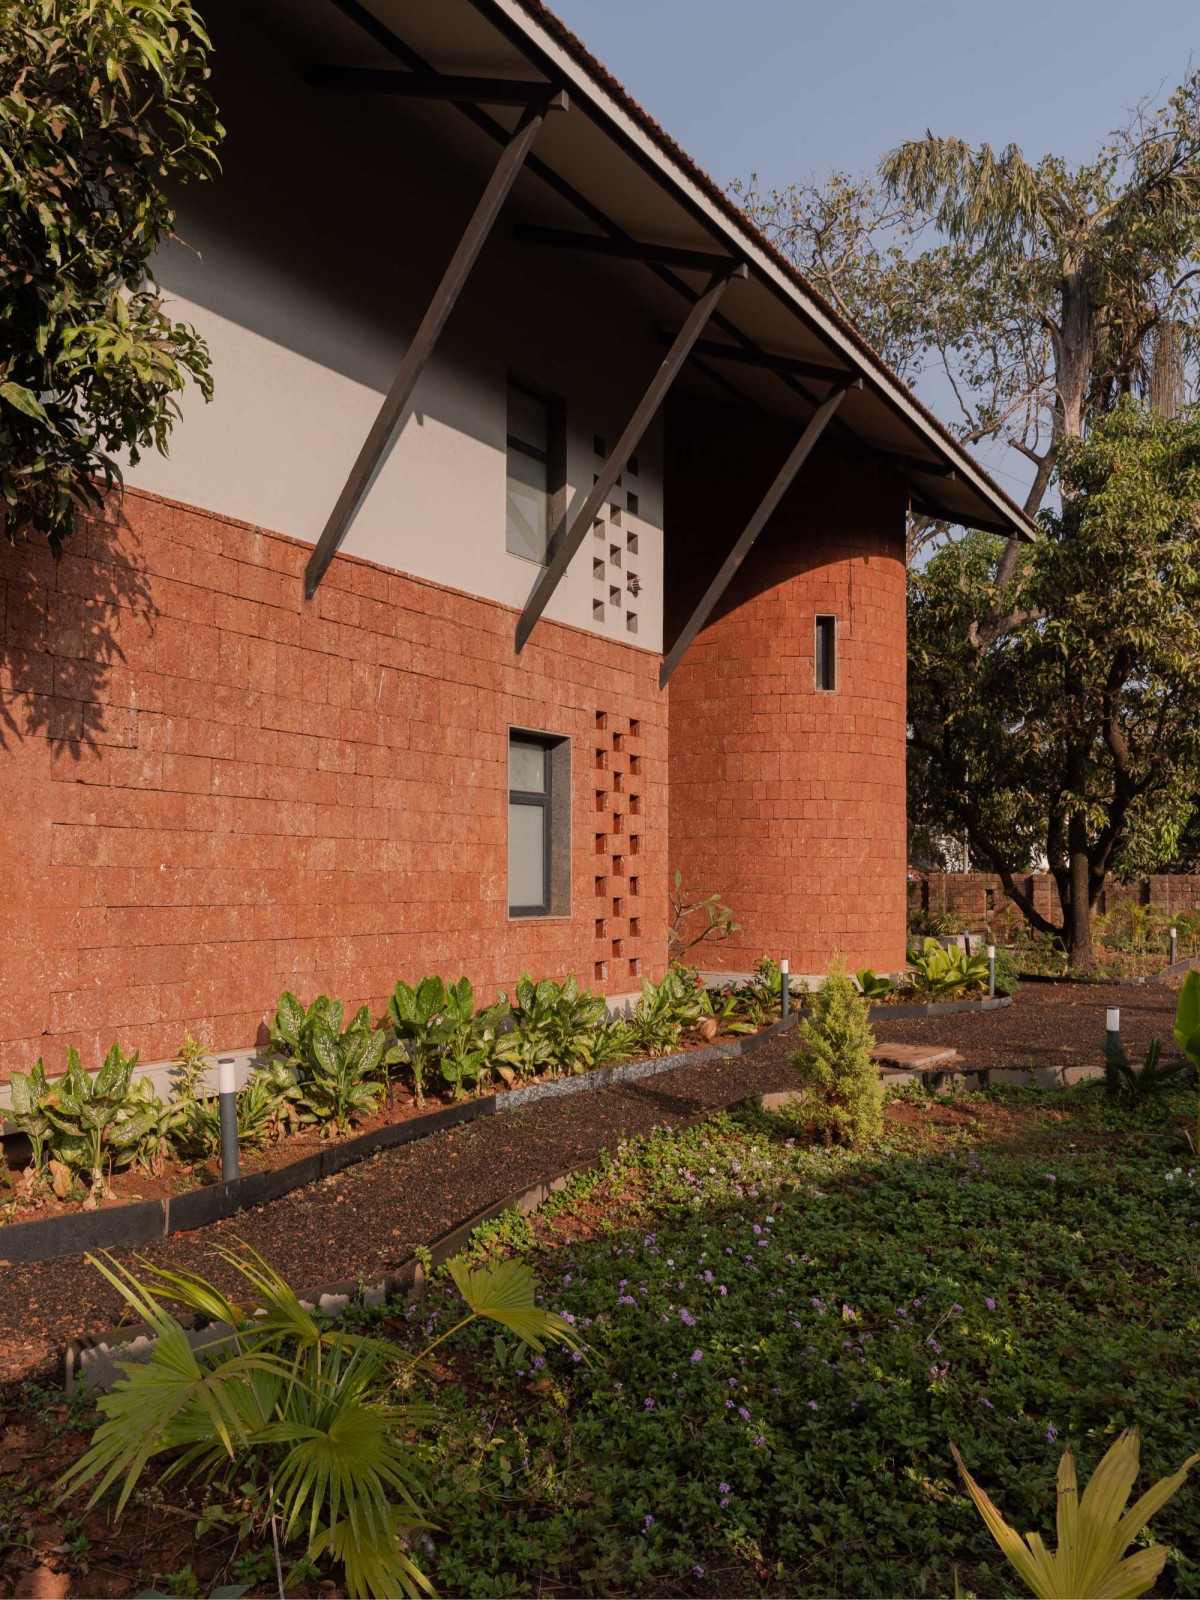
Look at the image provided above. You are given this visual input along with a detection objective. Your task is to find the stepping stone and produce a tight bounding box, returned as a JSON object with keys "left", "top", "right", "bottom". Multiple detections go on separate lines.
{"left": 871, "top": 1042, "right": 961, "bottom": 1070}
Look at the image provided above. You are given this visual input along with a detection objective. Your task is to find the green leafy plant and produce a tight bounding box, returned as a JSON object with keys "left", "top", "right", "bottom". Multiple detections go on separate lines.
{"left": 667, "top": 871, "right": 740, "bottom": 960}
{"left": 856, "top": 968, "right": 895, "bottom": 1000}
{"left": 497, "top": 974, "right": 616, "bottom": 1080}
{"left": 789, "top": 960, "right": 882, "bottom": 1146}
{"left": 388, "top": 977, "right": 479, "bottom": 1102}
{"left": 42, "top": 1042, "right": 141, "bottom": 1201}
{"left": 269, "top": 992, "right": 390, "bottom": 1133}
{"left": 625, "top": 968, "right": 706, "bottom": 1058}
{"left": 60, "top": 1244, "right": 577, "bottom": 1599}
{"left": 107, "top": 1076, "right": 175, "bottom": 1176}
{"left": 1104, "top": 1036, "right": 1188, "bottom": 1103}
{"left": 1172, "top": 969, "right": 1200, "bottom": 1152}
{"left": 6, "top": 1057, "right": 52, "bottom": 1173}
{"left": 0, "top": 0, "right": 223, "bottom": 554}
{"left": 952, "top": 1429, "right": 1199, "bottom": 1599}
{"left": 171, "top": 1033, "right": 212, "bottom": 1103}
{"left": 701, "top": 985, "right": 759, "bottom": 1036}
{"left": 908, "top": 936, "right": 989, "bottom": 999}
{"left": 295, "top": 1005, "right": 388, "bottom": 1136}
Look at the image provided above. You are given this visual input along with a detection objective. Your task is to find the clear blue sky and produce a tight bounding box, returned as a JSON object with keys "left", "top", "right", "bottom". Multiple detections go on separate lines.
{"left": 552, "top": 0, "right": 1197, "bottom": 190}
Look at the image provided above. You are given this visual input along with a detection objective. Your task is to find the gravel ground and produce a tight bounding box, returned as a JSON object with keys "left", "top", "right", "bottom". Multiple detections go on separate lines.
{"left": 874, "top": 978, "right": 1179, "bottom": 1070}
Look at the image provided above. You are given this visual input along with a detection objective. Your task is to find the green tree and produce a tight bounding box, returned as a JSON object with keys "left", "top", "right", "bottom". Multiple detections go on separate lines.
{"left": 0, "top": 0, "right": 222, "bottom": 554}
{"left": 735, "top": 70, "right": 1200, "bottom": 569}
{"left": 909, "top": 401, "right": 1200, "bottom": 965}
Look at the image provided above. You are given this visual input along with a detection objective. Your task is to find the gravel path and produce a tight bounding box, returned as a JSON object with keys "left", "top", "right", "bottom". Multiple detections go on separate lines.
{"left": 0, "top": 1047, "right": 800, "bottom": 1384}
{"left": 873, "top": 979, "right": 1178, "bottom": 1071}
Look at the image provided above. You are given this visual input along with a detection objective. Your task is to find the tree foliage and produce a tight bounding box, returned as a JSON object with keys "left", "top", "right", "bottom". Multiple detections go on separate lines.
{"left": 909, "top": 401, "right": 1200, "bottom": 961}
{"left": 734, "top": 71, "right": 1200, "bottom": 555}
{"left": 0, "top": 0, "right": 222, "bottom": 553}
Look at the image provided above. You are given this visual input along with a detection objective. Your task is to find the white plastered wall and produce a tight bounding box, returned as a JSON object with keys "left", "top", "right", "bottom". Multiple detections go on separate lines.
{"left": 125, "top": 15, "right": 664, "bottom": 648}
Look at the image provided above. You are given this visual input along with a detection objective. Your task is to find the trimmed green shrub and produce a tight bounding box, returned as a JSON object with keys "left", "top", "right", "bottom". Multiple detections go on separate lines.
{"left": 789, "top": 960, "right": 882, "bottom": 1146}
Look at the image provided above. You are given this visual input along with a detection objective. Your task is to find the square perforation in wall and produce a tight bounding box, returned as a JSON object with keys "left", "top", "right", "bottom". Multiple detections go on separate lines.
{"left": 629, "top": 957, "right": 641, "bottom": 978}
{"left": 612, "top": 811, "right": 624, "bottom": 834}
{"left": 593, "top": 557, "right": 605, "bottom": 580}
{"left": 595, "top": 789, "right": 607, "bottom": 812}
{"left": 595, "top": 917, "right": 606, "bottom": 939}
{"left": 595, "top": 711, "right": 608, "bottom": 732}
{"left": 594, "top": 874, "right": 607, "bottom": 897}
{"left": 629, "top": 793, "right": 641, "bottom": 815}
{"left": 630, "top": 917, "right": 640, "bottom": 938}
{"left": 594, "top": 832, "right": 607, "bottom": 855}
{"left": 610, "top": 506, "right": 622, "bottom": 527}
{"left": 627, "top": 531, "right": 639, "bottom": 556}
{"left": 609, "top": 544, "right": 621, "bottom": 568}
{"left": 612, "top": 896, "right": 624, "bottom": 917}
{"left": 609, "top": 585, "right": 620, "bottom": 608}
{"left": 630, "top": 834, "right": 640, "bottom": 855}
{"left": 627, "top": 491, "right": 639, "bottom": 515}
{"left": 612, "top": 854, "right": 624, "bottom": 876}
{"left": 629, "top": 753, "right": 641, "bottom": 776}
{"left": 626, "top": 612, "right": 638, "bottom": 635}
{"left": 629, "top": 875, "right": 639, "bottom": 896}
{"left": 592, "top": 599, "right": 605, "bottom": 623}
{"left": 613, "top": 771, "right": 624, "bottom": 794}
{"left": 611, "top": 938, "right": 624, "bottom": 959}
{"left": 613, "top": 731, "right": 624, "bottom": 753}
{"left": 595, "top": 749, "right": 608, "bottom": 772}
{"left": 595, "top": 960, "right": 607, "bottom": 983}
{"left": 629, "top": 719, "right": 640, "bottom": 739}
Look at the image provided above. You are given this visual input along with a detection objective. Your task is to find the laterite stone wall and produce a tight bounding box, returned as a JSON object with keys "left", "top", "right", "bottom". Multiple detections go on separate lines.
{"left": 665, "top": 396, "right": 908, "bottom": 974}
{"left": 0, "top": 489, "right": 668, "bottom": 1079}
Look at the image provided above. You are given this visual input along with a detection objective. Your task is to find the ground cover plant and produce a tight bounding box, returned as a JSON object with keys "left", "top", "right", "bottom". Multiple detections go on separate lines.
{"left": 346, "top": 1079, "right": 1200, "bottom": 1598}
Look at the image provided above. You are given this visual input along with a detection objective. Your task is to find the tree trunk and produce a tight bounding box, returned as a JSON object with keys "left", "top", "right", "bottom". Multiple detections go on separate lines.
{"left": 1065, "top": 816, "right": 1096, "bottom": 969}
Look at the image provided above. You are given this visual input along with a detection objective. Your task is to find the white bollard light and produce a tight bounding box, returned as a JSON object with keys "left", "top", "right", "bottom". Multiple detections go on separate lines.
{"left": 780, "top": 958, "right": 790, "bottom": 1020}
{"left": 218, "top": 1055, "right": 239, "bottom": 1183}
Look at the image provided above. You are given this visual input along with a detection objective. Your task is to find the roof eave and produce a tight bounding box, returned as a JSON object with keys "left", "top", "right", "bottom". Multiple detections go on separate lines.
{"left": 477, "top": 0, "right": 1039, "bottom": 544}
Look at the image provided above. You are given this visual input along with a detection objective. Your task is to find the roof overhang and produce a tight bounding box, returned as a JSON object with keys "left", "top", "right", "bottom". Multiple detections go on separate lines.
{"left": 241, "top": 0, "right": 1037, "bottom": 542}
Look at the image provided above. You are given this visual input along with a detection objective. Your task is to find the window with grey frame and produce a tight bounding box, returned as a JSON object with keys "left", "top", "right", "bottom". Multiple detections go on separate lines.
{"left": 505, "top": 377, "right": 565, "bottom": 565}
{"left": 509, "top": 732, "right": 571, "bottom": 917}
{"left": 815, "top": 614, "right": 837, "bottom": 692}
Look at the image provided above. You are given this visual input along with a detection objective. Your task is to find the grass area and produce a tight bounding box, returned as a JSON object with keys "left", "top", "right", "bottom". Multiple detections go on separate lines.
{"left": 370, "top": 1083, "right": 1200, "bottom": 1598}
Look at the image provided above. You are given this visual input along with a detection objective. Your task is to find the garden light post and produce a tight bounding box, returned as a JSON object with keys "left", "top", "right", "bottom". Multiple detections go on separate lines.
{"left": 987, "top": 945, "right": 996, "bottom": 998}
{"left": 1105, "top": 1008, "right": 1121, "bottom": 1097}
{"left": 1171, "top": 926, "right": 1178, "bottom": 965}
{"left": 781, "top": 958, "right": 790, "bottom": 1020}
{"left": 218, "top": 1056, "right": 239, "bottom": 1182}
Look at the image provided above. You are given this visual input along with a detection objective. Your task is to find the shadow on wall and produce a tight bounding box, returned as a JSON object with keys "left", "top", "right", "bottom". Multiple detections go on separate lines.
{"left": 1, "top": 498, "right": 154, "bottom": 755}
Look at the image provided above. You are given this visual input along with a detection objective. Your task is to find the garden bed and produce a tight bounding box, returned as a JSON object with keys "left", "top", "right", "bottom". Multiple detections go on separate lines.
{"left": 3, "top": 1075, "right": 1197, "bottom": 1598}
{"left": 0, "top": 1021, "right": 794, "bottom": 1267}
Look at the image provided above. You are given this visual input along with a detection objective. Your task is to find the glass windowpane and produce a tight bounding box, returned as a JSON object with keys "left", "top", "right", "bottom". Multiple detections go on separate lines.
{"left": 509, "top": 739, "right": 547, "bottom": 792}
{"left": 509, "top": 801, "right": 546, "bottom": 908}
{"left": 506, "top": 444, "right": 549, "bottom": 562}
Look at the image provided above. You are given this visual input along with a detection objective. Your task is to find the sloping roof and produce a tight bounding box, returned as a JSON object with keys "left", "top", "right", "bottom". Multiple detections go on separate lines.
{"left": 484, "top": 0, "right": 1037, "bottom": 541}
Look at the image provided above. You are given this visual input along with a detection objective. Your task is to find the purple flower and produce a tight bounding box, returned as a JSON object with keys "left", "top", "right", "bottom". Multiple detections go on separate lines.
{"left": 738, "top": 1406, "right": 751, "bottom": 1422}
{"left": 927, "top": 1337, "right": 942, "bottom": 1355}
{"left": 691, "top": 1348, "right": 704, "bottom": 1363}
{"left": 1046, "top": 1173, "right": 1057, "bottom": 1183}
{"left": 1047, "top": 1425, "right": 1059, "bottom": 1443}
{"left": 644, "top": 1514, "right": 654, "bottom": 1530}
{"left": 728, "top": 1377, "right": 738, "bottom": 1388}
{"left": 718, "top": 1482, "right": 730, "bottom": 1494}
{"left": 644, "top": 1397, "right": 656, "bottom": 1411}
{"left": 754, "top": 1434, "right": 765, "bottom": 1446}
{"left": 951, "top": 1303, "right": 963, "bottom": 1315}
{"left": 680, "top": 1308, "right": 697, "bottom": 1326}
{"left": 808, "top": 1400, "right": 819, "bottom": 1411}
{"left": 718, "top": 1285, "right": 727, "bottom": 1296}
{"left": 981, "top": 1397, "right": 995, "bottom": 1410}
{"left": 985, "top": 1297, "right": 996, "bottom": 1312}
{"left": 692, "top": 1565, "right": 705, "bottom": 1579}
{"left": 571, "top": 1351, "right": 583, "bottom": 1363}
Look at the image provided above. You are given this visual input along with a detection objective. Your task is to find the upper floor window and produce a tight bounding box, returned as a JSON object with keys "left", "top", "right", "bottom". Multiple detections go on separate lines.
{"left": 815, "top": 615, "right": 837, "bottom": 692}
{"left": 506, "top": 377, "right": 564, "bottom": 565}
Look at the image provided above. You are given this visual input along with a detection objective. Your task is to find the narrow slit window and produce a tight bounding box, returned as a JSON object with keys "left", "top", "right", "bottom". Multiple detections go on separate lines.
{"left": 506, "top": 379, "right": 564, "bottom": 565}
{"left": 815, "top": 615, "right": 837, "bottom": 692}
{"left": 509, "top": 731, "right": 569, "bottom": 917}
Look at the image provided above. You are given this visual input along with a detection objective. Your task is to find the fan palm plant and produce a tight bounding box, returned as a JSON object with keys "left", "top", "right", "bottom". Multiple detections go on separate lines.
{"left": 952, "top": 1429, "right": 1198, "bottom": 1599}
{"left": 60, "top": 1244, "right": 577, "bottom": 1599}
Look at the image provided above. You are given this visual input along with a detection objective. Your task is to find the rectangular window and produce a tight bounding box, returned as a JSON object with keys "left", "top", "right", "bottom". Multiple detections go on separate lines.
{"left": 506, "top": 378, "right": 564, "bottom": 565}
{"left": 815, "top": 615, "right": 837, "bottom": 692}
{"left": 509, "top": 730, "right": 570, "bottom": 917}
